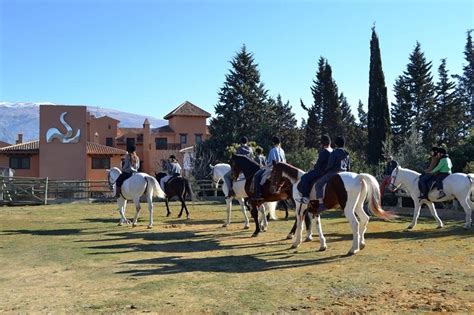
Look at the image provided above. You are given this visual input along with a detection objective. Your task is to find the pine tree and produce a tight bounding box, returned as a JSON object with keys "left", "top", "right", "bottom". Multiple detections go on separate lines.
{"left": 208, "top": 45, "right": 271, "bottom": 160}
{"left": 391, "top": 42, "right": 435, "bottom": 149}
{"left": 303, "top": 58, "right": 325, "bottom": 148}
{"left": 367, "top": 26, "right": 391, "bottom": 164}
{"left": 339, "top": 93, "right": 357, "bottom": 148}
{"left": 357, "top": 100, "right": 367, "bottom": 129}
{"left": 434, "top": 59, "right": 462, "bottom": 147}
{"left": 320, "top": 61, "right": 343, "bottom": 137}
{"left": 453, "top": 30, "right": 474, "bottom": 135}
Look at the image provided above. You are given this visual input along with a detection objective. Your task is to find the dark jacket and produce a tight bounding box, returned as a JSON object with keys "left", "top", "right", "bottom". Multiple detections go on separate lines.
{"left": 326, "top": 148, "right": 350, "bottom": 172}
{"left": 254, "top": 155, "right": 266, "bottom": 167}
{"left": 383, "top": 160, "right": 399, "bottom": 176}
{"left": 312, "top": 148, "right": 332, "bottom": 176}
{"left": 236, "top": 145, "right": 253, "bottom": 158}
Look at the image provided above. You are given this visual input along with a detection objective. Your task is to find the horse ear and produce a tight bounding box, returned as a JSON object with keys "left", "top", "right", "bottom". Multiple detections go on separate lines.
{"left": 272, "top": 160, "right": 277, "bottom": 166}
{"left": 209, "top": 164, "right": 214, "bottom": 169}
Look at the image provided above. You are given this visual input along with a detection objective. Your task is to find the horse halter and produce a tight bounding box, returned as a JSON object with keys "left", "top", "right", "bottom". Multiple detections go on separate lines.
{"left": 269, "top": 167, "right": 285, "bottom": 193}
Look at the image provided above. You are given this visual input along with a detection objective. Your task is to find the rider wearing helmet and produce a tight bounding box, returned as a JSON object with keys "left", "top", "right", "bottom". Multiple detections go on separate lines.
{"left": 224, "top": 136, "right": 253, "bottom": 198}
{"left": 115, "top": 145, "right": 140, "bottom": 198}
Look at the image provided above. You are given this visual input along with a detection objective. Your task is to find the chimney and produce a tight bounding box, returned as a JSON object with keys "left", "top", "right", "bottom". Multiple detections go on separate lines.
{"left": 16, "top": 134, "right": 23, "bottom": 144}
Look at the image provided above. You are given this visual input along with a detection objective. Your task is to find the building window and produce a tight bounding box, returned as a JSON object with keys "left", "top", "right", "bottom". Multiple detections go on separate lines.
{"left": 9, "top": 156, "right": 30, "bottom": 169}
{"left": 108, "top": 124, "right": 111, "bottom": 130}
{"left": 106, "top": 137, "right": 114, "bottom": 147}
{"left": 195, "top": 134, "right": 202, "bottom": 144}
{"left": 137, "top": 134, "right": 143, "bottom": 143}
{"left": 155, "top": 138, "right": 167, "bottom": 150}
{"left": 92, "top": 157, "right": 110, "bottom": 169}
{"left": 180, "top": 134, "right": 187, "bottom": 145}
{"left": 126, "top": 138, "right": 135, "bottom": 149}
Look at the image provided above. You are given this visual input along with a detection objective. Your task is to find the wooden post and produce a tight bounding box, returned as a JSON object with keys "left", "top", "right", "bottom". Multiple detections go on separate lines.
{"left": 44, "top": 177, "right": 49, "bottom": 205}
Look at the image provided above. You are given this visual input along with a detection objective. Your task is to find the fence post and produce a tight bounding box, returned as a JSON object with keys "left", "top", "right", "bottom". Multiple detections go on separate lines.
{"left": 44, "top": 177, "right": 49, "bottom": 205}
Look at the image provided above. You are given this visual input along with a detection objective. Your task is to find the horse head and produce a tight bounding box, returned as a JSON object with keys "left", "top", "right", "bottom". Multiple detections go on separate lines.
{"left": 230, "top": 154, "right": 259, "bottom": 180}
{"left": 388, "top": 166, "right": 401, "bottom": 192}
{"left": 107, "top": 167, "right": 122, "bottom": 190}
{"left": 155, "top": 172, "right": 167, "bottom": 182}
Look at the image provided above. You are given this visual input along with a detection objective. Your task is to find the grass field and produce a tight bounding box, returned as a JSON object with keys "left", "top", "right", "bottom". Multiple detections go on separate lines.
{"left": 0, "top": 201, "right": 473, "bottom": 313}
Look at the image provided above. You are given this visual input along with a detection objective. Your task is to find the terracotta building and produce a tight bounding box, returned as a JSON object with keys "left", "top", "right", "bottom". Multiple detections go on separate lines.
{"left": 0, "top": 101, "right": 210, "bottom": 180}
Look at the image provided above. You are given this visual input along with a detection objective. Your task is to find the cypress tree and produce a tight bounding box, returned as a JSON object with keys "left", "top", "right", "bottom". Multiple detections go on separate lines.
{"left": 303, "top": 58, "right": 325, "bottom": 148}
{"left": 367, "top": 26, "right": 390, "bottom": 164}
{"left": 320, "top": 61, "right": 343, "bottom": 137}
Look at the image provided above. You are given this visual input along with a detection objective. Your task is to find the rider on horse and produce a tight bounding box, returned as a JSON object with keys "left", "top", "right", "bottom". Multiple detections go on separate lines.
{"left": 297, "top": 134, "right": 333, "bottom": 204}
{"left": 224, "top": 136, "right": 254, "bottom": 198}
{"left": 167, "top": 155, "right": 182, "bottom": 178}
{"left": 252, "top": 136, "right": 286, "bottom": 201}
{"left": 428, "top": 147, "right": 452, "bottom": 199}
{"left": 115, "top": 145, "right": 140, "bottom": 198}
{"left": 254, "top": 147, "right": 266, "bottom": 167}
{"left": 314, "top": 136, "right": 350, "bottom": 212}
{"left": 380, "top": 153, "right": 399, "bottom": 195}
{"left": 418, "top": 146, "right": 442, "bottom": 200}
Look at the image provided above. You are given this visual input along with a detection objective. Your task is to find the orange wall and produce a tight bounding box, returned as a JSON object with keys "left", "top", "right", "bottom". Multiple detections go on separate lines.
{"left": 88, "top": 116, "right": 118, "bottom": 145}
{"left": 168, "top": 116, "right": 208, "bottom": 145}
{"left": 39, "top": 105, "right": 87, "bottom": 180}
{"left": 0, "top": 154, "right": 39, "bottom": 177}
{"left": 86, "top": 155, "right": 123, "bottom": 181}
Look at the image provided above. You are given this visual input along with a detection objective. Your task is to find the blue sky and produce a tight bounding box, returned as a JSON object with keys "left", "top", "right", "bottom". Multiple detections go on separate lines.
{"left": 0, "top": 0, "right": 472, "bottom": 124}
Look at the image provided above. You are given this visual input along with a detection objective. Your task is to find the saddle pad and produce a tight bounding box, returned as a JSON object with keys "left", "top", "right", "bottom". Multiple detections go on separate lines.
{"left": 160, "top": 175, "right": 172, "bottom": 189}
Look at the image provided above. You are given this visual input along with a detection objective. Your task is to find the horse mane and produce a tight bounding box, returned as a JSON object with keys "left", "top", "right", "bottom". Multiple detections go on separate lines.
{"left": 232, "top": 154, "right": 260, "bottom": 171}
{"left": 399, "top": 166, "right": 421, "bottom": 177}
{"left": 275, "top": 162, "right": 301, "bottom": 181}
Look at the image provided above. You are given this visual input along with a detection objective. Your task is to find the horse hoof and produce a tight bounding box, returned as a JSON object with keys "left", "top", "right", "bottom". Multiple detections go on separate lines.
{"left": 290, "top": 244, "right": 299, "bottom": 249}
{"left": 346, "top": 251, "right": 356, "bottom": 256}
{"left": 318, "top": 246, "right": 327, "bottom": 252}
{"left": 436, "top": 225, "right": 444, "bottom": 229}
{"left": 360, "top": 243, "right": 366, "bottom": 250}
{"left": 147, "top": 225, "right": 153, "bottom": 229}
{"left": 304, "top": 236, "right": 313, "bottom": 242}
{"left": 166, "top": 213, "right": 171, "bottom": 217}
{"left": 222, "top": 223, "right": 228, "bottom": 227}
{"left": 186, "top": 216, "right": 190, "bottom": 220}
{"left": 406, "top": 225, "right": 414, "bottom": 230}
{"left": 132, "top": 224, "right": 137, "bottom": 228}
{"left": 286, "top": 234, "right": 294, "bottom": 240}
{"left": 118, "top": 222, "right": 123, "bottom": 226}
{"left": 251, "top": 232, "right": 259, "bottom": 237}
{"left": 243, "top": 225, "right": 250, "bottom": 230}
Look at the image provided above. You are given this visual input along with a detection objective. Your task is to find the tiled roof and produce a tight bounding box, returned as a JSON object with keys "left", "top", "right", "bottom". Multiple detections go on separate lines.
{"left": 0, "top": 140, "right": 39, "bottom": 153}
{"left": 86, "top": 142, "right": 127, "bottom": 155}
{"left": 164, "top": 101, "right": 211, "bottom": 119}
{"left": 152, "top": 125, "right": 174, "bottom": 133}
{"left": 0, "top": 140, "right": 126, "bottom": 155}
{"left": 0, "top": 141, "right": 11, "bottom": 148}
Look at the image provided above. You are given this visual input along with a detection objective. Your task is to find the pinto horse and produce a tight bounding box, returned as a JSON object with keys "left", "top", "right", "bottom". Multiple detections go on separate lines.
{"left": 388, "top": 166, "right": 473, "bottom": 229}
{"left": 210, "top": 163, "right": 279, "bottom": 229}
{"left": 269, "top": 162, "right": 395, "bottom": 255}
{"left": 107, "top": 167, "right": 165, "bottom": 228}
{"left": 229, "top": 154, "right": 293, "bottom": 237}
{"left": 155, "top": 172, "right": 194, "bottom": 219}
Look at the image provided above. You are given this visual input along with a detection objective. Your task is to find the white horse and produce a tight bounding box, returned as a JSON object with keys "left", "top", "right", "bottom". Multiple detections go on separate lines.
{"left": 389, "top": 166, "right": 473, "bottom": 229}
{"left": 269, "top": 162, "right": 394, "bottom": 255}
{"left": 209, "top": 163, "right": 276, "bottom": 230}
{"left": 107, "top": 167, "right": 166, "bottom": 228}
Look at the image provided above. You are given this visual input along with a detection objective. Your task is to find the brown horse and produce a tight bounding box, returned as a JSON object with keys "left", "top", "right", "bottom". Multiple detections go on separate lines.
{"left": 229, "top": 154, "right": 293, "bottom": 237}
{"left": 155, "top": 172, "right": 193, "bottom": 219}
{"left": 269, "top": 162, "right": 395, "bottom": 255}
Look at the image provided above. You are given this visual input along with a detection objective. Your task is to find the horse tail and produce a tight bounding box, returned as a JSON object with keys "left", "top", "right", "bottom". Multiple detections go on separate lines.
{"left": 358, "top": 173, "right": 397, "bottom": 220}
{"left": 184, "top": 178, "right": 194, "bottom": 200}
{"left": 146, "top": 175, "right": 166, "bottom": 199}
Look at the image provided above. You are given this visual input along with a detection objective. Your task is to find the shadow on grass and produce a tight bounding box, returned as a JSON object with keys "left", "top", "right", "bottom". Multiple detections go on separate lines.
{"left": 82, "top": 218, "right": 119, "bottom": 224}
{"left": 1, "top": 228, "right": 84, "bottom": 236}
{"left": 117, "top": 253, "right": 348, "bottom": 276}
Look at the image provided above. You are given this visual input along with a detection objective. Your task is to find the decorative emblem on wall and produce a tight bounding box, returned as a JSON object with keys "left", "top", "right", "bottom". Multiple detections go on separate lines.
{"left": 46, "top": 112, "right": 81, "bottom": 143}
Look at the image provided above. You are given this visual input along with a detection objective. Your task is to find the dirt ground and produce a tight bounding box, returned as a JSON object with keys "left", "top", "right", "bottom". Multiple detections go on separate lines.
{"left": 0, "top": 201, "right": 472, "bottom": 313}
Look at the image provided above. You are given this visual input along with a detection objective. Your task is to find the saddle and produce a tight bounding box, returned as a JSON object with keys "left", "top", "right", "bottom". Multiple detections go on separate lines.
{"left": 160, "top": 175, "right": 180, "bottom": 190}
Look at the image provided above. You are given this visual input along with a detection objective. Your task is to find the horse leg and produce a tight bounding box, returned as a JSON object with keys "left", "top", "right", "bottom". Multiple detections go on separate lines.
{"left": 182, "top": 197, "right": 190, "bottom": 220}
{"left": 165, "top": 198, "right": 171, "bottom": 217}
{"left": 291, "top": 202, "right": 305, "bottom": 248}
{"left": 239, "top": 198, "right": 250, "bottom": 229}
{"left": 407, "top": 199, "right": 423, "bottom": 229}
{"left": 259, "top": 204, "right": 268, "bottom": 232}
{"left": 458, "top": 196, "right": 472, "bottom": 229}
{"left": 131, "top": 198, "right": 141, "bottom": 227}
{"left": 146, "top": 193, "right": 154, "bottom": 229}
{"left": 117, "top": 198, "right": 129, "bottom": 225}
{"left": 313, "top": 214, "right": 327, "bottom": 251}
{"left": 354, "top": 199, "right": 369, "bottom": 250}
{"left": 251, "top": 205, "right": 260, "bottom": 237}
{"left": 426, "top": 202, "right": 444, "bottom": 229}
{"left": 344, "top": 197, "right": 360, "bottom": 255}
{"left": 287, "top": 219, "right": 297, "bottom": 239}
{"left": 177, "top": 196, "right": 185, "bottom": 218}
{"left": 304, "top": 212, "right": 313, "bottom": 242}
{"left": 223, "top": 197, "right": 232, "bottom": 227}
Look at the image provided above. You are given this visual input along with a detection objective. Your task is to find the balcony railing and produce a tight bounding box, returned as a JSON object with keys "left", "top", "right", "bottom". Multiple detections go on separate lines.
{"left": 156, "top": 143, "right": 182, "bottom": 150}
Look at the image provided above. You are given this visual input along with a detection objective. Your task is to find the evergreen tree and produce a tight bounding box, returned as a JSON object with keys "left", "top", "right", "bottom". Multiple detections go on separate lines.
{"left": 434, "top": 59, "right": 463, "bottom": 147}
{"left": 367, "top": 26, "right": 391, "bottom": 164}
{"left": 339, "top": 93, "right": 358, "bottom": 150}
{"left": 391, "top": 42, "right": 436, "bottom": 149}
{"left": 453, "top": 30, "right": 474, "bottom": 135}
{"left": 302, "top": 58, "right": 325, "bottom": 148}
{"left": 320, "top": 61, "right": 343, "bottom": 137}
{"left": 208, "top": 45, "right": 271, "bottom": 160}
{"left": 357, "top": 100, "right": 367, "bottom": 129}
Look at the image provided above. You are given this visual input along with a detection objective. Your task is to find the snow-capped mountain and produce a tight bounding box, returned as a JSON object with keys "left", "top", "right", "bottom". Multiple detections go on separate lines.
{"left": 0, "top": 102, "right": 166, "bottom": 144}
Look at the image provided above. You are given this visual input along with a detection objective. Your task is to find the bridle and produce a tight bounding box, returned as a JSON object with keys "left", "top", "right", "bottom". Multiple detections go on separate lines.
{"left": 107, "top": 170, "right": 117, "bottom": 191}
{"left": 269, "top": 167, "right": 285, "bottom": 193}
{"left": 388, "top": 167, "right": 401, "bottom": 192}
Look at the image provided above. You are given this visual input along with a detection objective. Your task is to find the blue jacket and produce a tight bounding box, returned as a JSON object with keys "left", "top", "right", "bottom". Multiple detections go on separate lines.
{"left": 326, "top": 148, "right": 350, "bottom": 172}
{"left": 266, "top": 146, "right": 286, "bottom": 165}
{"left": 167, "top": 162, "right": 182, "bottom": 176}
